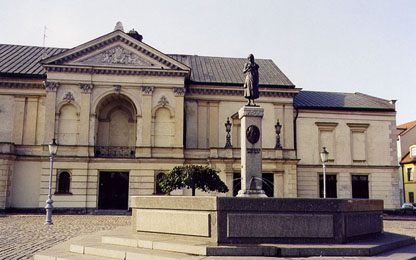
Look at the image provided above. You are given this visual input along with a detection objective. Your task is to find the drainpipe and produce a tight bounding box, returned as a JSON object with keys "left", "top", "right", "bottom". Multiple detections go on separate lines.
{"left": 294, "top": 107, "right": 299, "bottom": 157}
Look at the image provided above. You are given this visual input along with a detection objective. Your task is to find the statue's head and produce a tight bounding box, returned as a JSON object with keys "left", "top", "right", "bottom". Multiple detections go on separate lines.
{"left": 248, "top": 54, "right": 254, "bottom": 62}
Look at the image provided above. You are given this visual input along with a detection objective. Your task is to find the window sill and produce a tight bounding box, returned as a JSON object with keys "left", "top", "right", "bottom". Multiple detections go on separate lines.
{"left": 54, "top": 192, "right": 73, "bottom": 196}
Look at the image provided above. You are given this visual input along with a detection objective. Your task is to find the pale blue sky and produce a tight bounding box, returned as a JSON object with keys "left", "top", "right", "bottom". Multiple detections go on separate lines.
{"left": 1, "top": 0, "right": 415, "bottom": 124}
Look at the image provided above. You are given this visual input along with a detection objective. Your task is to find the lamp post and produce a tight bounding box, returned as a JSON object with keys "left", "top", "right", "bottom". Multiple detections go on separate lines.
{"left": 45, "top": 138, "right": 58, "bottom": 225}
{"left": 320, "top": 147, "right": 329, "bottom": 199}
{"left": 274, "top": 120, "right": 282, "bottom": 149}
{"left": 224, "top": 117, "right": 232, "bottom": 148}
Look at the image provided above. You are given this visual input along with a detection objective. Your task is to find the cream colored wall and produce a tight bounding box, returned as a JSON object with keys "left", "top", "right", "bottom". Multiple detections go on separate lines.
{"left": 0, "top": 95, "right": 14, "bottom": 142}
{"left": 10, "top": 160, "right": 41, "bottom": 208}
{"left": 186, "top": 97, "right": 295, "bottom": 150}
{"left": 296, "top": 111, "right": 397, "bottom": 166}
{"left": 296, "top": 110, "right": 400, "bottom": 209}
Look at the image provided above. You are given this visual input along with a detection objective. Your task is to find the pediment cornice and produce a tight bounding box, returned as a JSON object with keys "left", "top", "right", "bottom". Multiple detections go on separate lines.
{"left": 41, "top": 30, "right": 190, "bottom": 73}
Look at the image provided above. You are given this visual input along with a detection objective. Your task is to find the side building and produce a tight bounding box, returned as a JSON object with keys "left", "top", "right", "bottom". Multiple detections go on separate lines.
{"left": 0, "top": 26, "right": 400, "bottom": 211}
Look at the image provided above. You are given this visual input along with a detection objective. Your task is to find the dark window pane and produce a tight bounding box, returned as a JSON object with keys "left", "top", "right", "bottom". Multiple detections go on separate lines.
{"left": 319, "top": 175, "right": 337, "bottom": 198}
{"left": 352, "top": 175, "right": 369, "bottom": 199}
{"left": 58, "top": 172, "right": 70, "bottom": 193}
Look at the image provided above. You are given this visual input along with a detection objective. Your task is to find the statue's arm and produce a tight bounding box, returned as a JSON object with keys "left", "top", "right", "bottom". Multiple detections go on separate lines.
{"left": 243, "top": 63, "right": 250, "bottom": 73}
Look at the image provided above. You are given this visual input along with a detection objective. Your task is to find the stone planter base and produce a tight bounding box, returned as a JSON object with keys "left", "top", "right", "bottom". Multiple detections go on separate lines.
{"left": 131, "top": 196, "right": 384, "bottom": 244}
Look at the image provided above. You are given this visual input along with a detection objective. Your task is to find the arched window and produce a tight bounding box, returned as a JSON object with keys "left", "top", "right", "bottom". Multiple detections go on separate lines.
{"left": 155, "top": 172, "right": 166, "bottom": 195}
{"left": 56, "top": 171, "right": 71, "bottom": 194}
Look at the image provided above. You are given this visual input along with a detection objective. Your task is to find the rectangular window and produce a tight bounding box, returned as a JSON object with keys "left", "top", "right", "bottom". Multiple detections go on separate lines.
{"left": 408, "top": 168, "right": 414, "bottom": 182}
{"left": 410, "top": 192, "right": 414, "bottom": 203}
{"left": 351, "top": 175, "right": 369, "bottom": 199}
{"left": 319, "top": 174, "right": 337, "bottom": 198}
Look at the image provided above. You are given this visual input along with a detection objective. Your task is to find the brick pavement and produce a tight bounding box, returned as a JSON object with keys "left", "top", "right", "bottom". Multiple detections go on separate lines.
{"left": 0, "top": 214, "right": 415, "bottom": 260}
{"left": 0, "top": 214, "right": 130, "bottom": 260}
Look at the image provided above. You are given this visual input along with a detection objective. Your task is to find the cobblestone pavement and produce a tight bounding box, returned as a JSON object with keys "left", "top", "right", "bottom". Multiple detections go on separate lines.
{"left": 0, "top": 214, "right": 415, "bottom": 260}
{"left": 0, "top": 214, "right": 130, "bottom": 260}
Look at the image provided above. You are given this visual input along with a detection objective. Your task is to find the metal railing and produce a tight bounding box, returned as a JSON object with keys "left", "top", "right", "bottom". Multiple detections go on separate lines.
{"left": 94, "top": 146, "right": 135, "bottom": 158}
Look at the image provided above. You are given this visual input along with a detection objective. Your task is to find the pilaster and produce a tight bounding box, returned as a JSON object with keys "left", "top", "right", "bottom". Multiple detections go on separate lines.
{"left": 173, "top": 87, "right": 185, "bottom": 147}
{"left": 13, "top": 97, "right": 26, "bottom": 144}
{"left": 23, "top": 96, "right": 39, "bottom": 145}
{"left": 138, "top": 86, "right": 153, "bottom": 157}
{"left": 43, "top": 82, "right": 59, "bottom": 144}
{"left": 79, "top": 84, "right": 93, "bottom": 146}
{"left": 209, "top": 102, "right": 219, "bottom": 148}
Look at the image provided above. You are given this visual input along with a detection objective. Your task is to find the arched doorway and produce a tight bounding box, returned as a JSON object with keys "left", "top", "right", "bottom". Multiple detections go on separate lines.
{"left": 95, "top": 94, "right": 137, "bottom": 158}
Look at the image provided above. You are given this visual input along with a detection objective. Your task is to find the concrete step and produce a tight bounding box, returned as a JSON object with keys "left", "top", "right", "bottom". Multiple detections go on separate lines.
{"left": 70, "top": 242, "right": 205, "bottom": 260}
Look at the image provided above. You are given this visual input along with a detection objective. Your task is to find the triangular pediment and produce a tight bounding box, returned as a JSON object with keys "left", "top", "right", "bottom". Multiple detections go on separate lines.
{"left": 73, "top": 45, "right": 155, "bottom": 67}
{"left": 42, "top": 30, "right": 190, "bottom": 72}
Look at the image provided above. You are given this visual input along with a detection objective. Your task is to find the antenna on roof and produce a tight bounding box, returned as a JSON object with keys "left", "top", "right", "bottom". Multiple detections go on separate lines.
{"left": 42, "top": 26, "right": 47, "bottom": 59}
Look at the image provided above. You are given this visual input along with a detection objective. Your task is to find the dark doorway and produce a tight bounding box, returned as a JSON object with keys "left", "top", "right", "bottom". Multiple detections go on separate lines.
{"left": 351, "top": 175, "right": 369, "bottom": 199}
{"left": 98, "top": 172, "right": 129, "bottom": 210}
{"left": 233, "top": 172, "right": 241, "bottom": 197}
{"left": 262, "top": 173, "right": 274, "bottom": 197}
{"left": 319, "top": 174, "right": 337, "bottom": 198}
{"left": 154, "top": 172, "right": 166, "bottom": 195}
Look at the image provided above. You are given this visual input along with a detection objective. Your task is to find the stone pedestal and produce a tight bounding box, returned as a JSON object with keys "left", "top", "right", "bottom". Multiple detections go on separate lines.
{"left": 237, "top": 106, "right": 266, "bottom": 197}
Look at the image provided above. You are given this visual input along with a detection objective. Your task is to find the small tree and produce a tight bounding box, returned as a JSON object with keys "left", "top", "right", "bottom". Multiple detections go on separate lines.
{"left": 158, "top": 165, "right": 229, "bottom": 196}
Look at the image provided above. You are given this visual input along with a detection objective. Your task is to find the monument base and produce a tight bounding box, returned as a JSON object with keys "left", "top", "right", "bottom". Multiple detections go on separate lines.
{"left": 131, "top": 196, "right": 384, "bottom": 244}
{"left": 237, "top": 189, "right": 267, "bottom": 197}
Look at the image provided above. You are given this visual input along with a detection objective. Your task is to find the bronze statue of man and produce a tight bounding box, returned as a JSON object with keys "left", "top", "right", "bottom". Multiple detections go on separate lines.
{"left": 243, "top": 54, "right": 260, "bottom": 106}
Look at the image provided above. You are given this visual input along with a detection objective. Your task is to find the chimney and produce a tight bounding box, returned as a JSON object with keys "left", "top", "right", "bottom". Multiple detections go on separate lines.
{"left": 127, "top": 29, "right": 143, "bottom": 42}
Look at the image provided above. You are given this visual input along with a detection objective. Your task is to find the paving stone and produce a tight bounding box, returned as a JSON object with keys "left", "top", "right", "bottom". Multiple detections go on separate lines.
{"left": 0, "top": 214, "right": 130, "bottom": 260}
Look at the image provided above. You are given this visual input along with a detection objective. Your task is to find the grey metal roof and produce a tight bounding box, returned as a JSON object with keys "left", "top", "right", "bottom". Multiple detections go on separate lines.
{"left": 0, "top": 44, "right": 293, "bottom": 87}
{"left": 0, "top": 44, "right": 66, "bottom": 77}
{"left": 168, "top": 54, "right": 293, "bottom": 86}
{"left": 294, "top": 91, "right": 395, "bottom": 111}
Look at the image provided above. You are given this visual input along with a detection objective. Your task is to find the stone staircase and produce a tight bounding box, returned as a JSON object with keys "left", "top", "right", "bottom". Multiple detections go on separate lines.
{"left": 34, "top": 226, "right": 416, "bottom": 260}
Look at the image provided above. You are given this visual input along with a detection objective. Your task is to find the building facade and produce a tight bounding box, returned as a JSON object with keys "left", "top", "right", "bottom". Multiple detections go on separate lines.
{"left": 0, "top": 26, "right": 400, "bottom": 211}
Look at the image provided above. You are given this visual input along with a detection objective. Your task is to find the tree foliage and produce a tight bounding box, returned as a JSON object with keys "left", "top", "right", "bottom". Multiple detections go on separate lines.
{"left": 158, "top": 165, "right": 229, "bottom": 196}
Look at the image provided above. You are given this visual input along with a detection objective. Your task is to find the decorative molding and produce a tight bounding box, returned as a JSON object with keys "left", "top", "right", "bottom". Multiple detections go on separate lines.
{"left": 45, "top": 82, "right": 59, "bottom": 92}
{"left": 142, "top": 86, "right": 154, "bottom": 96}
{"left": 188, "top": 88, "right": 295, "bottom": 98}
{"left": 315, "top": 122, "right": 339, "bottom": 130}
{"left": 0, "top": 82, "right": 44, "bottom": 89}
{"left": 80, "top": 46, "right": 153, "bottom": 66}
{"left": 114, "top": 85, "right": 121, "bottom": 94}
{"left": 47, "top": 34, "right": 181, "bottom": 70}
{"left": 79, "top": 83, "right": 93, "bottom": 93}
{"left": 239, "top": 108, "right": 264, "bottom": 118}
{"left": 63, "top": 92, "right": 75, "bottom": 103}
{"left": 158, "top": 96, "right": 169, "bottom": 106}
{"left": 173, "top": 87, "right": 186, "bottom": 96}
{"left": 44, "top": 65, "right": 189, "bottom": 77}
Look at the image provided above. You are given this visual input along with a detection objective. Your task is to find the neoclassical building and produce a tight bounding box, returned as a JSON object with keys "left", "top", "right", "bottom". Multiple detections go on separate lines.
{"left": 0, "top": 25, "right": 400, "bottom": 211}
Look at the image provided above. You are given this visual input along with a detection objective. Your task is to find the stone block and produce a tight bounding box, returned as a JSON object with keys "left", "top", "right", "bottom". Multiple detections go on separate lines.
{"left": 135, "top": 209, "right": 211, "bottom": 237}
{"left": 227, "top": 213, "right": 333, "bottom": 238}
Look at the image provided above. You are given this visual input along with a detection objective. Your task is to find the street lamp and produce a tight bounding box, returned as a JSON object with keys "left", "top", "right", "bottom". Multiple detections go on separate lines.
{"left": 45, "top": 138, "right": 58, "bottom": 225}
{"left": 320, "top": 147, "right": 329, "bottom": 199}
{"left": 274, "top": 120, "right": 282, "bottom": 149}
{"left": 224, "top": 117, "right": 232, "bottom": 148}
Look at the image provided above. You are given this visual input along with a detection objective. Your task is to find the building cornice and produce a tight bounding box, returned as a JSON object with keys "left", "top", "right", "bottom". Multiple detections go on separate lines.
{"left": 0, "top": 82, "right": 44, "bottom": 89}
{"left": 43, "top": 64, "right": 189, "bottom": 77}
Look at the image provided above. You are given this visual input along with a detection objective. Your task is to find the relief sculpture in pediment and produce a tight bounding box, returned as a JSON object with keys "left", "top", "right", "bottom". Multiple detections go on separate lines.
{"left": 80, "top": 46, "right": 153, "bottom": 66}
